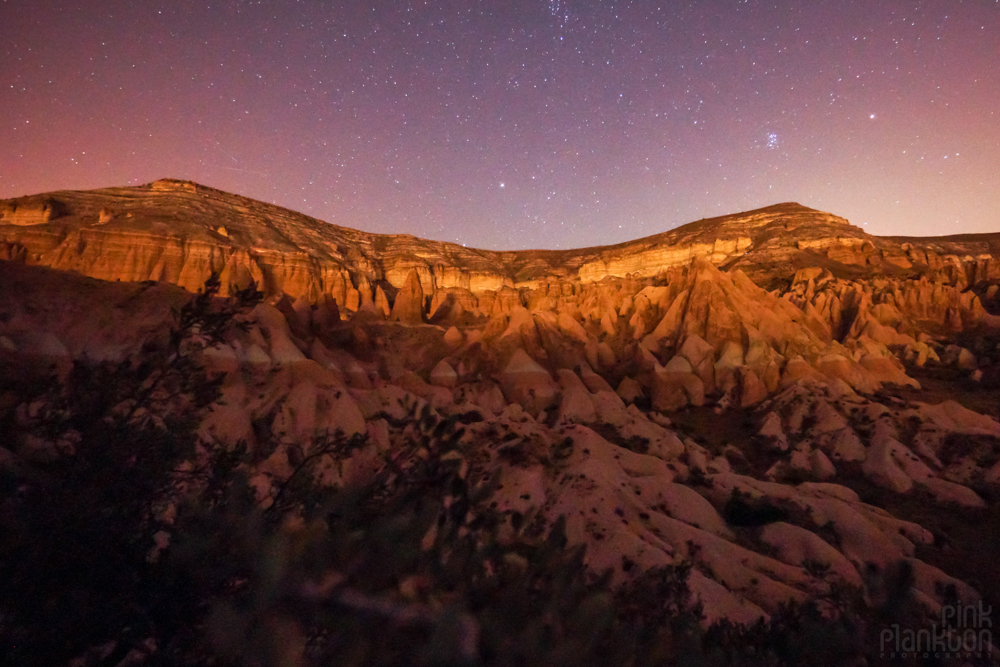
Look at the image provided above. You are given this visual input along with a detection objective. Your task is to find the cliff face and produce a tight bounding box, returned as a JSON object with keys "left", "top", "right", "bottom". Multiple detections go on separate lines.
{"left": 5, "top": 179, "right": 997, "bottom": 319}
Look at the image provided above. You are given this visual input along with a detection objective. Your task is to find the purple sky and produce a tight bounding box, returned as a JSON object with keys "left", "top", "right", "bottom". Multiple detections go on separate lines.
{"left": 2, "top": 0, "right": 998, "bottom": 250}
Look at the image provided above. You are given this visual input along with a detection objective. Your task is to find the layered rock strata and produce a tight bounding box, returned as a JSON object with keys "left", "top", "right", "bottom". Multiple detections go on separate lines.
{"left": 4, "top": 179, "right": 997, "bottom": 322}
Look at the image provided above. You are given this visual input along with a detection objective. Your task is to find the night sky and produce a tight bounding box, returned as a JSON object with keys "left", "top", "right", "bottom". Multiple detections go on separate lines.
{"left": 2, "top": 1, "right": 998, "bottom": 250}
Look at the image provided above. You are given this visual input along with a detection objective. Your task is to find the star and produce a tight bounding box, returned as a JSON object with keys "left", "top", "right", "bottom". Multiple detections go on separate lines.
{"left": 0, "top": 0, "right": 996, "bottom": 247}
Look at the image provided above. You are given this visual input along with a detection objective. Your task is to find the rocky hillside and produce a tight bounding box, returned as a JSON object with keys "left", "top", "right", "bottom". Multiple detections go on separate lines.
{"left": 3, "top": 180, "right": 1000, "bottom": 663}
{"left": 4, "top": 178, "right": 999, "bottom": 308}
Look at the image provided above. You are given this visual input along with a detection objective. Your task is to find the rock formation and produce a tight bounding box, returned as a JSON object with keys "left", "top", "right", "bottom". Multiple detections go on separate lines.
{"left": 3, "top": 179, "right": 1000, "bottom": 633}
{"left": 389, "top": 269, "right": 425, "bottom": 324}
{"left": 4, "top": 178, "right": 997, "bottom": 322}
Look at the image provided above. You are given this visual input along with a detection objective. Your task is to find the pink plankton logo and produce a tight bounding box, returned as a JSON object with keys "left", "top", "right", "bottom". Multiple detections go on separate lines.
{"left": 880, "top": 601, "right": 992, "bottom": 660}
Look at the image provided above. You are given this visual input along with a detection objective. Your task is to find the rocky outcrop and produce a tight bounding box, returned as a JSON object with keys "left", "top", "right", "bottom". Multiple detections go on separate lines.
{"left": 4, "top": 181, "right": 1000, "bottom": 630}
{"left": 7, "top": 180, "right": 997, "bottom": 324}
{"left": 1, "top": 198, "right": 65, "bottom": 226}
{"left": 578, "top": 236, "right": 752, "bottom": 282}
{"left": 4, "top": 249, "right": 1000, "bottom": 631}
{"left": 389, "top": 269, "right": 425, "bottom": 324}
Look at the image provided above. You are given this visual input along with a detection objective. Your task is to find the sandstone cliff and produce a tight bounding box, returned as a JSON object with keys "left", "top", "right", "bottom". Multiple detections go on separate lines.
{"left": 5, "top": 179, "right": 997, "bottom": 322}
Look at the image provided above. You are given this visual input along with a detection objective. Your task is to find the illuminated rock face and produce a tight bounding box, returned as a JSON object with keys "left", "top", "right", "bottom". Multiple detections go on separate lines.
{"left": 3, "top": 180, "right": 1000, "bottom": 625}
{"left": 1, "top": 199, "right": 65, "bottom": 226}
{"left": 578, "top": 236, "right": 753, "bottom": 282}
{"left": 3, "top": 253, "right": 999, "bottom": 626}
{"left": 5, "top": 179, "right": 998, "bottom": 324}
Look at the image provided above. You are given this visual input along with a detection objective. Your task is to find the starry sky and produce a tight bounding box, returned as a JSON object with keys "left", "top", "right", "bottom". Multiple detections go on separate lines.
{"left": 2, "top": 1, "right": 998, "bottom": 250}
